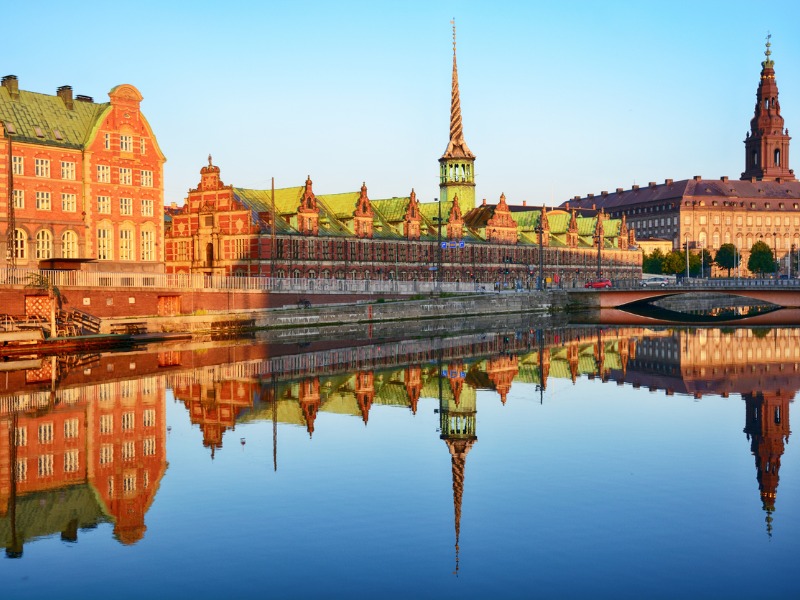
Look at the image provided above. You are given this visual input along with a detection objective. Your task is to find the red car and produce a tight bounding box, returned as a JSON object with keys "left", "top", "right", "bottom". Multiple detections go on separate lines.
{"left": 585, "top": 278, "right": 613, "bottom": 289}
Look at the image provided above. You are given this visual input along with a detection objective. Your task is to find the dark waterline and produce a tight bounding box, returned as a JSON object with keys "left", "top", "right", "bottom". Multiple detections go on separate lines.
{"left": 1, "top": 325, "right": 798, "bottom": 599}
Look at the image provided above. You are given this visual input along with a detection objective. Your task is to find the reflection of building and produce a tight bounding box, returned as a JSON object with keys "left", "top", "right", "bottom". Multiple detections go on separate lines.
{"left": 163, "top": 30, "right": 639, "bottom": 284}
{"left": 0, "top": 364, "right": 167, "bottom": 556}
{"left": 0, "top": 77, "right": 166, "bottom": 271}
{"left": 562, "top": 38, "right": 800, "bottom": 275}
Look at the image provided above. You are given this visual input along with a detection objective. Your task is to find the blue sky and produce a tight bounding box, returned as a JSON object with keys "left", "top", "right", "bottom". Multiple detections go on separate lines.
{"left": 7, "top": 0, "right": 800, "bottom": 207}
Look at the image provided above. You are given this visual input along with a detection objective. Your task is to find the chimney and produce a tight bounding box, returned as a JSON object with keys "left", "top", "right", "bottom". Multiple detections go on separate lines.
{"left": 57, "top": 85, "right": 74, "bottom": 109}
{"left": 632, "top": 185, "right": 639, "bottom": 190}
{"left": 601, "top": 191, "right": 608, "bottom": 196}
{"left": 693, "top": 175, "right": 702, "bottom": 181}
{"left": 665, "top": 179, "right": 673, "bottom": 185}
{"left": 616, "top": 188, "right": 623, "bottom": 193}
{"left": 75, "top": 94, "right": 94, "bottom": 103}
{"left": 522, "top": 200, "right": 527, "bottom": 207}
{"left": 482, "top": 198, "right": 486, "bottom": 206}
{"left": 588, "top": 193, "right": 594, "bottom": 198}
{"left": 2, "top": 75, "right": 19, "bottom": 99}
{"left": 720, "top": 176, "right": 729, "bottom": 182}
{"left": 648, "top": 181, "right": 656, "bottom": 187}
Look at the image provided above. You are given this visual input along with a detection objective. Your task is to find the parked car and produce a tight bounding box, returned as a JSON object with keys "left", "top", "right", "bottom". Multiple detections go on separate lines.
{"left": 585, "top": 278, "right": 613, "bottom": 289}
{"left": 640, "top": 276, "right": 671, "bottom": 287}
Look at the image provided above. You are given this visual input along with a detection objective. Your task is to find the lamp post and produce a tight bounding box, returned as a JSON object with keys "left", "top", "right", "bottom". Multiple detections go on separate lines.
{"left": 772, "top": 232, "right": 778, "bottom": 276}
{"left": 534, "top": 223, "right": 544, "bottom": 290}
{"left": 593, "top": 231, "right": 602, "bottom": 278}
{"left": 684, "top": 233, "right": 690, "bottom": 281}
{"left": 435, "top": 198, "right": 442, "bottom": 290}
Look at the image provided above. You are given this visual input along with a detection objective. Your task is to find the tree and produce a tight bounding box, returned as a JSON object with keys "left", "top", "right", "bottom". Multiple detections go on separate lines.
{"left": 748, "top": 240, "right": 776, "bottom": 276}
{"left": 715, "top": 243, "right": 739, "bottom": 277}
{"left": 663, "top": 250, "right": 691, "bottom": 276}
{"left": 642, "top": 249, "right": 665, "bottom": 274}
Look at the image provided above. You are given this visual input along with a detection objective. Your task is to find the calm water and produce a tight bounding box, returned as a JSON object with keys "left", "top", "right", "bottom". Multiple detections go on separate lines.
{"left": 1, "top": 325, "right": 798, "bottom": 599}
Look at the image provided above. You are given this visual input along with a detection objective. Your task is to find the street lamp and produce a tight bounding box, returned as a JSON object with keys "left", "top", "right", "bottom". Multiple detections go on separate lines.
{"left": 593, "top": 231, "right": 602, "bottom": 278}
{"left": 684, "top": 233, "right": 690, "bottom": 281}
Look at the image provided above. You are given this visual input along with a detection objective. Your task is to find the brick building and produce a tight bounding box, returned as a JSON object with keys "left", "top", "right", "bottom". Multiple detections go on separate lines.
{"left": 164, "top": 29, "right": 641, "bottom": 286}
{"left": 561, "top": 38, "right": 800, "bottom": 276}
{"left": 0, "top": 77, "right": 165, "bottom": 272}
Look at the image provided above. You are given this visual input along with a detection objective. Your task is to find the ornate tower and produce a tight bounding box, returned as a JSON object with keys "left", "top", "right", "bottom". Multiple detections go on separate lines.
{"left": 741, "top": 35, "right": 796, "bottom": 182}
{"left": 439, "top": 20, "right": 476, "bottom": 216}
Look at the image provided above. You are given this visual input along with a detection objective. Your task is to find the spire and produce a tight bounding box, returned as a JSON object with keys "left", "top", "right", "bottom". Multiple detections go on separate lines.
{"left": 441, "top": 19, "right": 474, "bottom": 160}
{"left": 741, "top": 34, "right": 795, "bottom": 181}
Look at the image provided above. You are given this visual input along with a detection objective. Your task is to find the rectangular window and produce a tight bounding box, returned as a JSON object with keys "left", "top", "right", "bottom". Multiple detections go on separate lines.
{"left": 122, "top": 440, "right": 135, "bottom": 460}
{"left": 64, "top": 449, "right": 79, "bottom": 473}
{"left": 104, "top": 133, "right": 111, "bottom": 149}
{"left": 38, "top": 422, "right": 54, "bottom": 444}
{"left": 141, "top": 170, "right": 153, "bottom": 187}
{"left": 683, "top": 215, "right": 691, "bottom": 225}
{"left": 16, "top": 459, "right": 27, "bottom": 482}
{"left": 143, "top": 409, "right": 156, "bottom": 427}
{"left": 140, "top": 138, "right": 146, "bottom": 155}
{"left": 713, "top": 215, "right": 720, "bottom": 225}
{"left": 176, "top": 240, "right": 190, "bottom": 261}
{"left": 119, "top": 167, "right": 132, "bottom": 185}
{"left": 122, "top": 412, "right": 135, "bottom": 430}
{"left": 766, "top": 216, "right": 772, "bottom": 226}
{"left": 100, "top": 444, "right": 113, "bottom": 465}
{"left": 64, "top": 418, "right": 79, "bottom": 439}
{"left": 120, "top": 197, "right": 133, "bottom": 215}
{"left": 120, "top": 229, "right": 133, "bottom": 260}
{"left": 699, "top": 215, "right": 707, "bottom": 225}
{"left": 97, "top": 195, "right": 111, "bottom": 214}
{"left": 141, "top": 199, "right": 154, "bottom": 217}
{"left": 12, "top": 155, "right": 23, "bottom": 175}
{"left": 97, "top": 227, "right": 112, "bottom": 260}
{"left": 233, "top": 238, "right": 248, "bottom": 259}
{"left": 141, "top": 230, "right": 155, "bottom": 261}
{"left": 61, "top": 161, "right": 76, "bottom": 180}
{"left": 61, "top": 193, "right": 77, "bottom": 212}
{"left": 36, "top": 191, "right": 51, "bottom": 210}
{"left": 747, "top": 216, "right": 753, "bottom": 226}
{"left": 14, "top": 426, "right": 26, "bottom": 447}
{"left": 143, "top": 437, "right": 156, "bottom": 456}
{"left": 34, "top": 158, "right": 50, "bottom": 178}
{"left": 120, "top": 134, "right": 133, "bottom": 153}
{"left": 13, "top": 189, "right": 24, "bottom": 209}
{"left": 100, "top": 414, "right": 113, "bottom": 434}
{"left": 756, "top": 216, "right": 763, "bottom": 226}
{"left": 97, "top": 164, "right": 111, "bottom": 183}
{"left": 38, "top": 454, "right": 54, "bottom": 477}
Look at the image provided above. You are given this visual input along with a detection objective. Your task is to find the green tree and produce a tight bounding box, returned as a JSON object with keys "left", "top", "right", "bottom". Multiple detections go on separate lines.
{"left": 662, "top": 250, "right": 692, "bottom": 276}
{"left": 748, "top": 240, "right": 776, "bottom": 276}
{"left": 642, "top": 249, "right": 665, "bottom": 274}
{"left": 715, "top": 243, "right": 739, "bottom": 277}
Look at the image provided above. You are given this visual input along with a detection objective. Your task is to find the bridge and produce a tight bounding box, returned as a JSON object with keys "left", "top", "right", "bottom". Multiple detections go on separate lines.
{"left": 573, "top": 279, "right": 800, "bottom": 309}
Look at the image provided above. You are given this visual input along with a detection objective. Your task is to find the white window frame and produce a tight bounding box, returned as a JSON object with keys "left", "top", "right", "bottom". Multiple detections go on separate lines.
{"left": 96, "top": 164, "right": 111, "bottom": 183}
{"left": 13, "top": 189, "right": 24, "bottom": 209}
{"left": 12, "top": 155, "right": 23, "bottom": 175}
{"left": 97, "top": 227, "right": 112, "bottom": 260}
{"left": 119, "top": 228, "right": 134, "bottom": 261}
{"left": 141, "top": 170, "right": 153, "bottom": 187}
{"left": 120, "top": 134, "right": 133, "bottom": 153}
{"left": 119, "top": 167, "right": 132, "bottom": 185}
{"left": 34, "top": 158, "right": 50, "bottom": 178}
{"left": 61, "top": 161, "right": 76, "bottom": 180}
{"left": 97, "top": 195, "right": 111, "bottom": 214}
{"left": 120, "top": 197, "right": 133, "bottom": 216}
{"left": 141, "top": 199, "right": 154, "bottom": 217}
{"left": 36, "top": 229, "right": 53, "bottom": 259}
{"left": 36, "top": 191, "right": 51, "bottom": 210}
{"left": 61, "top": 230, "right": 78, "bottom": 258}
{"left": 141, "top": 230, "right": 155, "bottom": 261}
{"left": 61, "top": 192, "right": 77, "bottom": 212}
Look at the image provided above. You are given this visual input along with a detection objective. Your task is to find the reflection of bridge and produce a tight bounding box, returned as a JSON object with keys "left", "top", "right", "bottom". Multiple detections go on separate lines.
{"left": 572, "top": 281, "right": 800, "bottom": 309}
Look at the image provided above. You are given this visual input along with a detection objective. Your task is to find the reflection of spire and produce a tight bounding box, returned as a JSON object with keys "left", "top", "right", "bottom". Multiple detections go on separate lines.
{"left": 438, "top": 356, "right": 477, "bottom": 576}
{"left": 743, "top": 391, "right": 791, "bottom": 538}
{"left": 446, "top": 438, "right": 474, "bottom": 576}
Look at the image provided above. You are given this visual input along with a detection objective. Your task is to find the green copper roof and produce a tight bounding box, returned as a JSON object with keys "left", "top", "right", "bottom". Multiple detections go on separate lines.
{"left": 0, "top": 88, "right": 107, "bottom": 148}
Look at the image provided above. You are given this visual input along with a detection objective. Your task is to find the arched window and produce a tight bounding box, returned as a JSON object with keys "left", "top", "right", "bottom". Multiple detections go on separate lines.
{"left": 292, "top": 269, "right": 301, "bottom": 279}
{"left": 61, "top": 230, "right": 78, "bottom": 258}
{"left": 36, "top": 229, "right": 53, "bottom": 260}
{"left": 753, "top": 151, "right": 758, "bottom": 166}
{"left": 13, "top": 229, "right": 27, "bottom": 259}
{"left": 119, "top": 227, "right": 134, "bottom": 261}
{"left": 774, "top": 148, "right": 781, "bottom": 167}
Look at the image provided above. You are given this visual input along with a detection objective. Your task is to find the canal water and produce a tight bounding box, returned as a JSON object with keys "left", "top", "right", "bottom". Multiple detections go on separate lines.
{"left": 1, "top": 324, "right": 798, "bottom": 599}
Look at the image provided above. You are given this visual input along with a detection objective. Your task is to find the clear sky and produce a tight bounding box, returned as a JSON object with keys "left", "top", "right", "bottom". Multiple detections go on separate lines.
{"left": 6, "top": 0, "right": 800, "bottom": 207}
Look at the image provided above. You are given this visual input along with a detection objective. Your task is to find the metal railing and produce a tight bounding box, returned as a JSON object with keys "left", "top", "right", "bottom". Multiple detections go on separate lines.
{"left": 0, "top": 267, "right": 547, "bottom": 296}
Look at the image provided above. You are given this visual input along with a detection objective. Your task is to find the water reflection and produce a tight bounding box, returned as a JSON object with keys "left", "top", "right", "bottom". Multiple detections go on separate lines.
{"left": 0, "top": 326, "right": 796, "bottom": 561}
